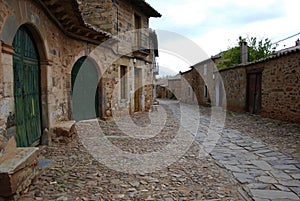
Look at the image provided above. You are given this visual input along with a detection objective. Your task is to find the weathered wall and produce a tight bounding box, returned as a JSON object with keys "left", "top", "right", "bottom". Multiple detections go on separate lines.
{"left": 180, "top": 69, "right": 198, "bottom": 104}
{"left": 219, "top": 66, "right": 246, "bottom": 112}
{"left": 0, "top": 0, "right": 104, "bottom": 131}
{"left": 77, "top": 0, "right": 115, "bottom": 33}
{"left": 217, "top": 49, "right": 300, "bottom": 123}
{"left": 78, "top": 0, "right": 149, "bottom": 34}
{"left": 0, "top": 0, "right": 156, "bottom": 132}
{"left": 194, "top": 60, "right": 215, "bottom": 106}
{"left": 77, "top": 0, "right": 155, "bottom": 117}
{"left": 248, "top": 50, "right": 300, "bottom": 123}
{"left": 180, "top": 61, "right": 214, "bottom": 106}
{"left": 168, "top": 79, "right": 181, "bottom": 100}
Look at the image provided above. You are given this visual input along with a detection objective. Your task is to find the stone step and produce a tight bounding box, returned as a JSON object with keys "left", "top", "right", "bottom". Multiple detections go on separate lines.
{"left": 52, "top": 120, "right": 76, "bottom": 137}
{"left": 0, "top": 147, "right": 39, "bottom": 197}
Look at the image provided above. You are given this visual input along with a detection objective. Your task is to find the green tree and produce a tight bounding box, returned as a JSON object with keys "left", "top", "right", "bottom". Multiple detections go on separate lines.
{"left": 217, "top": 36, "right": 277, "bottom": 69}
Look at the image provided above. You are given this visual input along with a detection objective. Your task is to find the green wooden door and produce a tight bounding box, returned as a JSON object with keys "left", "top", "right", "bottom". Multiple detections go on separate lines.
{"left": 13, "top": 27, "right": 42, "bottom": 147}
{"left": 71, "top": 57, "right": 99, "bottom": 121}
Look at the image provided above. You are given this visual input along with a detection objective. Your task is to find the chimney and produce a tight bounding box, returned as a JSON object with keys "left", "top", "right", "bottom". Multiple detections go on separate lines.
{"left": 296, "top": 39, "right": 300, "bottom": 46}
{"left": 240, "top": 41, "right": 248, "bottom": 64}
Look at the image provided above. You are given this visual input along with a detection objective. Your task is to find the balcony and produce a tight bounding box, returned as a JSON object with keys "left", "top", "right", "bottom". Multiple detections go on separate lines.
{"left": 132, "top": 29, "right": 158, "bottom": 58}
{"left": 153, "top": 62, "right": 159, "bottom": 75}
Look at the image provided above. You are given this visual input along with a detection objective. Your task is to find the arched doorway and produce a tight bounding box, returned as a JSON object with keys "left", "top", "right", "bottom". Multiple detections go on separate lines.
{"left": 13, "top": 26, "right": 42, "bottom": 147}
{"left": 71, "top": 57, "right": 100, "bottom": 121}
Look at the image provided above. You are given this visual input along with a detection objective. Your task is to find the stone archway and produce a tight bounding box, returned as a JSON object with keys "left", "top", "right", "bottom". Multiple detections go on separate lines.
{"left": 12, "top": 25, "right": 43, "bottom": 147}
{"left": 71, "top": 56, "right": 101, "bottom": 121}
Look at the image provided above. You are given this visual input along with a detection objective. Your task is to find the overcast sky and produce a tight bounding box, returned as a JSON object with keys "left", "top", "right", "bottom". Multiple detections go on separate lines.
{"left": 146, "top": 0, "right": 300, "bottom": 75}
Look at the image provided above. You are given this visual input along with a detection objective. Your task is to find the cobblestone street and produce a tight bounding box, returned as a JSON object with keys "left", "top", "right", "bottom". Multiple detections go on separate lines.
{"left": 19, "top": 100, "right": 300, "bottom": 201}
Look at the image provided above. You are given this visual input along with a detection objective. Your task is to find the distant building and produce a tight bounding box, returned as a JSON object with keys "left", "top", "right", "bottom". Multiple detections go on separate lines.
{"left": 174, "top": 41, "right": 300, "bottom": 123}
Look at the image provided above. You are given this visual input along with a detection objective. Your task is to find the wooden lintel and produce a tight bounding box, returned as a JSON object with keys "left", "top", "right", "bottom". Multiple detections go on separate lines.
{"left": 1, "top": 41, "right": 15, "bottom": 55}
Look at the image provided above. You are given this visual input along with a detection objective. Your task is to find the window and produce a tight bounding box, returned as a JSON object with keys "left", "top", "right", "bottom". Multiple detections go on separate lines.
{"left": 134, "top": 14, "right": 141, "bottom": 47}
{"left": 120, "top": 65, "right": 127, "bottom": 99}
{"left": 204, "top": 85, "right": 208, "bottom": 98}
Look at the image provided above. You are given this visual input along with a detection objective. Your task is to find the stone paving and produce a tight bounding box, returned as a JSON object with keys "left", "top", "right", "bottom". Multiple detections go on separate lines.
{"left": 18, "top": 99, "right": 300, "bottom": 201}
{"left": 169, "top": 100, "right": 300, "bottom": 201}
{"left": 166, "top": 100, "right": 300, "bottom": 201}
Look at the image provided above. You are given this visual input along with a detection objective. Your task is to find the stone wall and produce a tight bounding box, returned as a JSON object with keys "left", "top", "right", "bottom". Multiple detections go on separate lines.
{"left": 77, "top": 0, "right": 155, "bottom": 117}
{"left": 193, "top": 60, "right": 215, "bottom": 106}
{"left": 78, "top": 0, "right": 149, "bottom": 34}
{"left": 177, "top": 49, "right": 300, "bottom": 123}
{"left": 0, "top": 0, "right": 110, "bottom": 131}
{"left": 0, "top": 0, "right": 157, "bottom": 131}
{"left": 219, "top": 66, "right": 246, "bottom": 112}
{"left": 156, "top": 85, "right": 167, "bottom": 99}
{"left": 168, "top": 79, "right": 181, "bottom": 100}
{"left": 77, "top": 0, "right": 115, "bottom": 33}
{"left": 217, "top": 49, "right": 300, "bottom": 123}
{"left": 248, "top": 50, "right": 300, "bottom": 123}
{"left": 180, "top": 60, "right": 214, "bottom": 106}
{"left": 180, "top": 69, "right": 198, "bottom": 104}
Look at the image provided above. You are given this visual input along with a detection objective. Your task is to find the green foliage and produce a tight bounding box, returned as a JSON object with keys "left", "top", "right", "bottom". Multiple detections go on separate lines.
{"left": 217, "top": 36, "right": 277, "bottom": 69}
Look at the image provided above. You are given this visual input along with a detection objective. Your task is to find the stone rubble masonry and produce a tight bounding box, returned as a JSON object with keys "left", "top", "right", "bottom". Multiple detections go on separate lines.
{"left": 167, "top": 78, "right": 181, "bottom": 100}
{"left": 0, "top": 0, "right": 156, "bottom": 133}
{"left": 180, "top": 59, "right": 215, "bottom": 106}
{"left": 76, "top": 0, "right": 156, "bottom": 117}
{"left": 180, "top": 68, "right": 199, "bottom": 105}
{"left": 259, "top": 51, "right": 300, "bottom": 123}
{"left": 219, "top": 50, "right": 300, "bottom": 123}
{"left": 78, "top": 0, "right": 149, "bottom": 35}
{"left": 172, "top": 49, "right": 300, "bottom": 123}
{"left": 219, "top": 66, "right": 246, "bottom": 112}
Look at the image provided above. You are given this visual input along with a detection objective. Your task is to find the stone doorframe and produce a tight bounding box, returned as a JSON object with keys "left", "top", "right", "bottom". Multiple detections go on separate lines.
{"left": 1, "top": 22, "right": 50, "bottom": 133}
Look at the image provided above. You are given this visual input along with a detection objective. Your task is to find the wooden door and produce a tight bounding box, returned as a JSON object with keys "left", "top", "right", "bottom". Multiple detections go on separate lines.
{"left": 71, "top": 57, "right": 99, "bottom": 121}
{"left": 134, "top": 68, "right": 141, "bottom": 112}
{"left": 13, "top": 27, "right": 42, "bottom": 147}
{"left": 247, "top": 73, "right": 262, "bottom": 114}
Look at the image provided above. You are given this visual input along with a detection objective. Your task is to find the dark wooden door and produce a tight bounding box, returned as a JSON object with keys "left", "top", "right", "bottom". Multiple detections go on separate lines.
{"left": 71, "top": 57, "right": 99, "bottom": 121}
{"left": 13, "top": 27, "right": 42, "bottom": 147}
{"left": 134, "top": 68, "right": 141, "bottom": 112}
{"left": 247, "top": 73, "right": 262, "bottom": 114}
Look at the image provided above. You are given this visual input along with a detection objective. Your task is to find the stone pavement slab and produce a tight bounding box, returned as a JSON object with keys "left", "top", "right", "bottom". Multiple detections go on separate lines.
{"left": 165, "top": 100, "right": 300, "bottom": 201}
{"left": 17, "top": 100, "right": 300, "bottom": 200}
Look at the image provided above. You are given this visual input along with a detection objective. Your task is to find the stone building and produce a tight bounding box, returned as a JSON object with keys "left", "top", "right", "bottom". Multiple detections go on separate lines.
{"left": 178, "top": 42, "right": 300, "bottom": 123}
{"left": 0, "top": 0, "right": 161, "bottom": 147}
{"left": 166, "top": 74, "right": 181, "bottom": 100}
{"left": 217, "top": 45, "right": 300, "bottom": 123}
{"left": 180, "top": 57, "right": 220, "bottom": 106}
{"left": 155, "top": 75, "right": 181, "bottom": 100}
